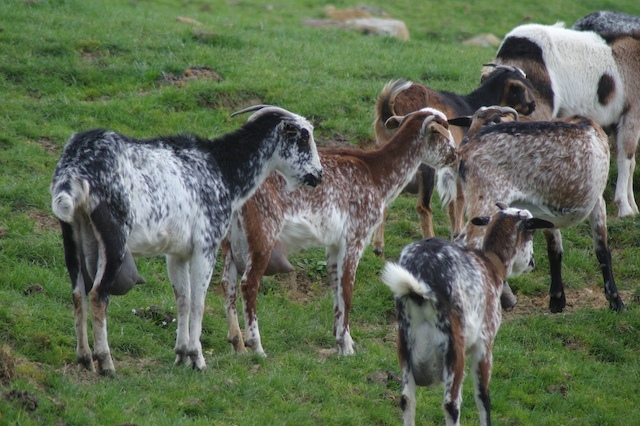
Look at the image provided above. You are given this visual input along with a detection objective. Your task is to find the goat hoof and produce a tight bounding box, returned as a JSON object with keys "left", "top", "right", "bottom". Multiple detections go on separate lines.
{"left": 373, "top": 247, "right": 385, "bottom": 258}
{"left": 609, "top": 297, "right": 625, "bottom": 312}
{"left": 549, "top": 295, "right": 566, "bottom": 313}
{"left": 77, "top": 354, "right": 95, "bottom": 372}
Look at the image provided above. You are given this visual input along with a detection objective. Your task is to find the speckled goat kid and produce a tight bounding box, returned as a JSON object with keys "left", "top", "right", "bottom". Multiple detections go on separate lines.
{"left": 50, "top": 105, "right": 323, "bottom": 376}
{"left": 438, "top": 106, "right": 624, "bottom": 313}
{"left": 382, "top": 204, "right": 553, "bottom": 426}
{"left": 221, "top": 108, "right": 457, "bottom": 356}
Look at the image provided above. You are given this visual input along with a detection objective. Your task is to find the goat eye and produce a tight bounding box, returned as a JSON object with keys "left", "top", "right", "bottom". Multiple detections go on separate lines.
{"left": 299, "top": 129, "right": 310, "bottom": 147}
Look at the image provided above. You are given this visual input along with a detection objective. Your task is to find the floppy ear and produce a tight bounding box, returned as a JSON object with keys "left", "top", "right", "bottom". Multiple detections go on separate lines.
{"left": 448, "top": 116, "right": 473, "bottom": 128}
{"left": 524, "top": 218, "right": 555, "bottom": 230}
{"left": 428, "top": 122, "right": 452, "bottom": 139}
{"left": 384, "top": 115, "right": 404, "bottom": 130}
{"left": 471, "top": 216, "right": 491, "bottom": 226}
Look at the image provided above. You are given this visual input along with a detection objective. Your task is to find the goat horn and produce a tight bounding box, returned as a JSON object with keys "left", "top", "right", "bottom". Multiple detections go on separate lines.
{"left": 231, "top": 105, "right": 296, "bottom": 121}
{"left": 496, "top": 202, "right": 509, "bottom": 210}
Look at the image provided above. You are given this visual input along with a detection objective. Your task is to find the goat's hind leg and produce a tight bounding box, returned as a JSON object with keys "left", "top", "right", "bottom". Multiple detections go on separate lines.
{"left": 400, "top": 366, "right": 418, "bottom": 426}
{"left": 60, "top": 221, "right": 95, "bottom": 371}
{"left": 613, "top": 117, "right": 640, "bottom": 217}
{"left": 87, "top": 202, "right": 130, "bottom": 376}
{"left": 471, "top": 350, "right": 492, "bottom": 426}
{"left": 590, "top": 197, "right": 624, "bottom": 311}
{"left": 544, "top": 228, "right": 566, "bottom": 313}
{"left": 240, "top": 250, "right": 272, "bottom": 357}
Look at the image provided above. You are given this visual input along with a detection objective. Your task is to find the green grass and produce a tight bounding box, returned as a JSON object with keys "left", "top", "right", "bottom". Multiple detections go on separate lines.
{"left": 2, "top": 0, "right": 640, "bottom": 424}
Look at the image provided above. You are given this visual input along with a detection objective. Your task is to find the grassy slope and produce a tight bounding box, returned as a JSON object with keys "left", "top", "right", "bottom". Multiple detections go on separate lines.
{"left": 1, "top": 0, "right": 640, "bottom": 424}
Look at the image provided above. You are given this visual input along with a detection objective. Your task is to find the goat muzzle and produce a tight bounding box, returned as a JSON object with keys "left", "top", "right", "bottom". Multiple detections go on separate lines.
{"left": 303, "top": 172, "right": 323, "bottom": 188}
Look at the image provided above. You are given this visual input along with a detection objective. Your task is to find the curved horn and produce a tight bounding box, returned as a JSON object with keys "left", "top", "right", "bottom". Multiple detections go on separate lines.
{"left": 496, "top": 201, "right": 509, "bottom": 210}
{"left": 482, "top": 63, "right": 527, "bottom": 78}
{"left": 230, "top": 104, "right": 296, "bottom": 121}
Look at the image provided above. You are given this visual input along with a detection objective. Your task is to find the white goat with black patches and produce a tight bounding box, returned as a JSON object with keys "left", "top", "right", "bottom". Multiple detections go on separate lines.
{"left": 382, "top": 204, "right": 553, "bottom": 426}
{"left": 438, "top": 106, "right": 624, "bottom": 313}
{"left": 221, "top": 108, "right": 458, "bottom": 357}
{"left": 489, "top": 22, "right": 640, "bottom": 218}
{"left": 50, "top": 105, "right": 323, "bottom": 376}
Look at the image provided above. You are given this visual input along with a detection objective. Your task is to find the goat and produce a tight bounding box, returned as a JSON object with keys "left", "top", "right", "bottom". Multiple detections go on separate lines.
{"left": 220, "top": 108, "right": 458, "bottom": 356}
{"left": 382, "top": 203, "right": 554, "bottom": 426}
{"left": 371, "top": 66, "right": 536, "bottom": 256}
{"left": 50, "top": 105, "right": 323, "bottom": 376}
{"left": 488, "top": 22, "right": 640, "bottom": 218}
{"left": 573, "top": 10, "right": 640, "bottom": 34}
{"left": 438, "top": 106, "right": 624, "bottom": 313}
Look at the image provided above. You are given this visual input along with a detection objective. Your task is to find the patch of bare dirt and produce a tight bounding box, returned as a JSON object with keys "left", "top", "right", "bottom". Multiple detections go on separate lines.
{"left": 27, "top": 209, "right": 59, "bottom": 233}
{"left": 281, "top": 270, "right": 327, "bottom": 304}
{"left": 159, "top": 66, "right": 223, "bottom": 87}
{"left": 503, "top": 286, "right": 635, "bottom": 320}
{"left": 34, "top": 137, "right": 60, "bottom": 156}
{"left": 3, "top": 389, "right": 38, "bottom": 412}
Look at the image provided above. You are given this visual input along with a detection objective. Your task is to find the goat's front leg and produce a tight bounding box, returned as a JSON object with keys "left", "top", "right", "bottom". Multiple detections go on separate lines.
{"left": 327, "top": 243, "right": 364, "bottom": 355}
{"left": 220, "top": 239, "right": 247, "bottom": 353}
{"left": 590, "top": 197, "right": 624, "bottom": 311}
{"left": 167, "top": 255, "right": 192, "bottom": 366}
{"left": 416, "top": 164, "right": 436, "bottom": 239}
{"left": 372, "top": 208, "right": 387, "bottom": 257}
{"left": 544, "top": 228, "right": 566, "bottom": 313}
{"left": 186, "top": 250, "right": 216, "bottom": 370}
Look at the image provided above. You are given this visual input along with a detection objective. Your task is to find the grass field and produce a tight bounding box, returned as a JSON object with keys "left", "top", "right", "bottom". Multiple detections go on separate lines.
{"left": 2, "top": 0, "right": 640, "bottom": 424}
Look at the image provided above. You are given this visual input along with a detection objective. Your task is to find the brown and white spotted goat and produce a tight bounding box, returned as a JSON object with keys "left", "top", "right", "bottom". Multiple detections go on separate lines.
{"left": 221, "top": 108, "right": 457, "bottom": 356}
{"left": 438, "top": 106, "right": 624, "bottom": 313}
{"left": 382, "top": 204, "right": 553, "bottom": 426}
{"left": 371, "top": 66, "right": 536, "bottom": 255}
{"left": 51, "top": 105, "right": 322, "bottom": 375}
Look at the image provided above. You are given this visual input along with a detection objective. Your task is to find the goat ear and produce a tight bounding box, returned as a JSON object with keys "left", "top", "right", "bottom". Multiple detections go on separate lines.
{"left": 384, "top": 116, "right": 404, "bottom": 130}
{"left": 524, "top": 218, "right": 555, "bottom": 230}
{"left": 448, "top": 116, "right": 472, "bottom": 128}
{"left": 471, "top": 216, "right": 491, "bottom": 226}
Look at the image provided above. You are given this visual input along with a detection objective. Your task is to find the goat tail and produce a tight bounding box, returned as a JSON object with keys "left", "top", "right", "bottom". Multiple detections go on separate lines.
{"left": 381, "top": 262, "right": 437, "bottom": 303}
{"left": 51, "top": 178, "right": 91, "bottom": 223}
{"left": 436, "top": 166, "right": 458, "bottom": 209}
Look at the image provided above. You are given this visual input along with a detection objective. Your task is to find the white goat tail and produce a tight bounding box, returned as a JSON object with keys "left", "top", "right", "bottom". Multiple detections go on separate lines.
{"left": 381, "top": 262, "right": 436, "bottom": 302}
{"left": 51, "top": 179, "right": 90, "bottom": 223}
{"left": 437, "top": 166, "right": 457, "bottom": 209}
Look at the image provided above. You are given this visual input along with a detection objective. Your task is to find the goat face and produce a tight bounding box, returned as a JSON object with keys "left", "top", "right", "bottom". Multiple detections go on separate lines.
{"left": 415, "top": 108, "right": 458, "bottom": 168}
{"left": 275, "top": 119, "right": 323, "bottom": 189}
{"left": 481, "top": 65, "right": 537, "bottom": 116}
{"left": 475, "top": 205, "right": 555, "bottom": 277}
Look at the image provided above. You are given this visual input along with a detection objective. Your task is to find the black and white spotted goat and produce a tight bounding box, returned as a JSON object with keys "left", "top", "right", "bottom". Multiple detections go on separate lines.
{"left": 50, "top": 105, "right": 323, "bottom": 376}
{"left": 382, "top": 204, "right": 553, "bottom": 426}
